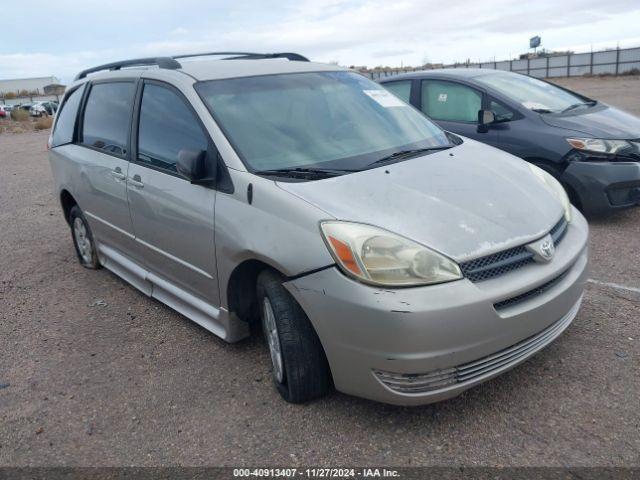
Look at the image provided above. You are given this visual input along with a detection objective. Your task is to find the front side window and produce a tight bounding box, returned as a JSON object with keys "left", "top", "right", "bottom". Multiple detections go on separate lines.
{"left": 81, "top": 82, "right": 136, "bottom": 156}
{"left": 421, "top": 80, "right": 482, "bottom": 123}
{"left": 195, "top": 71, "right": 450, "bottom": 172}
{"left": 137, "top": 83, "right": 208, "bottom": 173}
{"left": 383, "top": 81, "right": 412, "bottom": 104}
{"left": 51, "top": 84, "right": 85, "bottom": 147}
{"left": 475, "top": 72, "right": 586, "bottom": 113}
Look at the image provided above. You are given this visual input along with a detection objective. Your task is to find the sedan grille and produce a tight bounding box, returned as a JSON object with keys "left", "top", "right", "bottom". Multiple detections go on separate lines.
{"left": 460, "top": 217, "right": 567, "bottom": 282}
{"left": 373, "top": 298, "right": 579, "bottom": 394}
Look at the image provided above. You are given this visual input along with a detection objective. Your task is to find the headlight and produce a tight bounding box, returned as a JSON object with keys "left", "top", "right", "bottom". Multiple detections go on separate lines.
{"left": 566, "top": 138, "right": 634, "bottom": 155}
{"left": 528, "top": 164, "right": 572, "bottom": 223}
{"left": 320, "top": 221, "right": 462, "bottom": 287}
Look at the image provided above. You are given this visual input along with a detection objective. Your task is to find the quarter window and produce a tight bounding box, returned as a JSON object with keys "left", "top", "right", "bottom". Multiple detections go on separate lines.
{"left": 384, "top": 81, "right": 412, "bottom": 104}
{"left": 81, "top": 82, "right": 136, "bottom": 156}
{"left": 137, "top": 83, "right": 208, "bottom": 173}
{"left": 421, "top": 80, "right": 482, "bottom": 122}
{"left": 490, "top": 99, "right": 514, "bottom": 122}
{"left": 51, "top": 84, "right": 85, "bottom": 147}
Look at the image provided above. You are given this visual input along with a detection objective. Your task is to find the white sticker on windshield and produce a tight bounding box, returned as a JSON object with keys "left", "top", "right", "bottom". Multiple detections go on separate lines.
{"left": 522, "top": 101, "right": 551, "bottom": 111}
{"left": 438, "top": 93, "right": 448, "bottom": 102}
{"left": 364, "top": 89, "right": 407, "bottom": 107}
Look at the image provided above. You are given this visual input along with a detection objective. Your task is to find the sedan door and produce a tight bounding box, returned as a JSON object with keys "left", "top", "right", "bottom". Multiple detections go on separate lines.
{"left": 419, "top": 79, "right": 500, "bottom": 148}
{"left": 126, "top": 80, "right": 220, "bottom": 306}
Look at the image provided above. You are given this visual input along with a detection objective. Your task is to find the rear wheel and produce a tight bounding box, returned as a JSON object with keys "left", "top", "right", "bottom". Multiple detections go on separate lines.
{"left": 69, "top": 205, "right": 101, "bottom": 269}
{"left": 257, "top": 270, "right": 331, "bottom": 403}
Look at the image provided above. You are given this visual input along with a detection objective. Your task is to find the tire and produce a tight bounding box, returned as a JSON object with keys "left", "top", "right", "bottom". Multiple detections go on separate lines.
{"left": 257, "top": 270, "right": 331, "bottom": 403}
{"left": 69, "top": 205, "right": 101, "bottom": 269}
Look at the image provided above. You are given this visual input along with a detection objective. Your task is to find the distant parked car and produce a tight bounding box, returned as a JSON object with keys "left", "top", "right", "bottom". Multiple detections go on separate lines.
{"left": 380, "top": 69, "right": 640, "bottom": 215}
{"left": 0, "top": 105, "right": 11, "bottom": 118}
{"left": 30, "top": 101, "right": 58, "bottom": 117}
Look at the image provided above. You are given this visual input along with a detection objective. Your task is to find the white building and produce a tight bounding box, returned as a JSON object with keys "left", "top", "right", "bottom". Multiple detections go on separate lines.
{"left": 0, "top": 76, "right": 61, "bottom": 95}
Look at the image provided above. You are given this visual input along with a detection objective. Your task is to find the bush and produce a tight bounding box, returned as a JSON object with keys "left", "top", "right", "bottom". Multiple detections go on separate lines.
{"left": 34, "top": 116, "right": 53, "bottom": 130}
{"left": 3, "top": 92, "right": 16, "bottom": 99}
{"left": 10, "top": 108, "right": 29, "bottom": 121}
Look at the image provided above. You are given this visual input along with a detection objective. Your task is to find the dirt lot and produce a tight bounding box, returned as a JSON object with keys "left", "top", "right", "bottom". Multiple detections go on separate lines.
{"left": 551, "top": 75, "right": 640, "bottom": 116}
{"left": 0, "top": 77, "right": 639, "bottom": 467}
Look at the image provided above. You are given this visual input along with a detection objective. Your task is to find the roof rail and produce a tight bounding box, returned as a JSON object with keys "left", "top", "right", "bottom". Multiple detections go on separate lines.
{"left": 74, "top": 57, "right": 181, "bottom": 80}
{"left": 172, "top": 52, "right": 310, "bottom": 62}
{"left": 74, "top": 52, "right": 309, "bottom": 81}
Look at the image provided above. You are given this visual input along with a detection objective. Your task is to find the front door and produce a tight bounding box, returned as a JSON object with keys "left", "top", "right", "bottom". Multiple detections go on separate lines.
{"left": 126, "top": 80, "right": 219, "bottom": 305}
{"left": 419, "top": 79, "right": 500, "bottom": 148}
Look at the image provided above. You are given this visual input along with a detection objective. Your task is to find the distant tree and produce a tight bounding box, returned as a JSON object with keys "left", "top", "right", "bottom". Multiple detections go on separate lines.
{"left": 3, "top": 92, "right": 16, "bottom": 99}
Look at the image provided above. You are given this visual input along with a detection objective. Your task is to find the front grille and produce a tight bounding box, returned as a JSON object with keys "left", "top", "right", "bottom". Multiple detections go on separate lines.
{"left": 460, "top": 216, "right": 567, "bottom": 283}
{"left": 374, "top": 298, "right": 579, "bottom": 394}
{"left": 493, "top": 269, "right": 569, "bottom": 310}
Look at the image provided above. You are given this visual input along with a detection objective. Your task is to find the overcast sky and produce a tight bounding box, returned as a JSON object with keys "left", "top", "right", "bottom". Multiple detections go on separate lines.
{"left": 2, "top": 0, "right": 640, "bottom": 83}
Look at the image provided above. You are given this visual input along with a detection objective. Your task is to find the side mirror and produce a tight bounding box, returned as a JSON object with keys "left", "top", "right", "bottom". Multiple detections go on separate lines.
{"left": 177, "top": 149, "right": 215, "bottom": 184}
{"left": 478, "top": 109, "right": 495, "bottom": 126}
{"left": 477, "top": 109, "right": 496, "bottom": 133}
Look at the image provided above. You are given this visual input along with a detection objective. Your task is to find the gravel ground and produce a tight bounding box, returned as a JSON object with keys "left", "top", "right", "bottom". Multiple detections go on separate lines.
{"left": 0, "top": 77, "right": 639, "bottom": 467}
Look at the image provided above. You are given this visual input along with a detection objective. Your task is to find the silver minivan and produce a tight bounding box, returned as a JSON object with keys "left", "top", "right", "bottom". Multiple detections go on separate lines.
{"left": 48, "top": 52, "right": 588, "bottom": 405}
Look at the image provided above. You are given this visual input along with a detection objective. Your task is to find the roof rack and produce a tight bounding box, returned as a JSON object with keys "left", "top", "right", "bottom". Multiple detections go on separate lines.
{"left": 74, "top": 52, "right": 309, "bottom": 81}
{"left": 75, "top": 57, "right": 181, "bottom": 80}
{"left": 173, "top": 52, "right": 310, "bottom": 62}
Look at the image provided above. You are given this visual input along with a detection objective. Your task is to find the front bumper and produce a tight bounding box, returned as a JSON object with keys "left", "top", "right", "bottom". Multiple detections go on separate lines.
{"left": 561, "top": 160, "right": 640, "bottom": 215}
{"left": 285, "top": 210, "right": 589, "bottom": 406}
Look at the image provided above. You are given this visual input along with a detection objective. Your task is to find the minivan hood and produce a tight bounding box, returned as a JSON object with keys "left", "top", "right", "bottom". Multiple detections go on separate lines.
{"left": 277, "top": 138, "right": 565, "bottom": 262}
{"left": 540, "top": 103, "right": 640, "bottom": 139}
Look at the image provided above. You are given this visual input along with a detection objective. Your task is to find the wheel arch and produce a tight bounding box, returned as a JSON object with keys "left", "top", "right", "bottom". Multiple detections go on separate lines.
{"left": 226, "top": 258, "right": 283, "bottom": 326}
{"left": 60, "top": 189, "right": 78, "bottom": 225}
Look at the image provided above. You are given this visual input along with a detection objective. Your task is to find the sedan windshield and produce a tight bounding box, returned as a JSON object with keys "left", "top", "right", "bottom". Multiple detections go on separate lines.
{"left": 196, "top": 71, "right": 451, "bottom": 172}
{"left": 475, "top": 72, "right": 590, "bottom": 113}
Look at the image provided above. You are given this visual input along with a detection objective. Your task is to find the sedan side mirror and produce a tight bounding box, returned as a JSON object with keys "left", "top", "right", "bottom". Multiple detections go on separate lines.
{"left": 177, "top": 149, "right": 216, "bottom": 185}
{"left": 478, "top": 109, "right": 495, "bottom": 125}
{"left": 477, "top": 109, "right": 496, "bottom": 133}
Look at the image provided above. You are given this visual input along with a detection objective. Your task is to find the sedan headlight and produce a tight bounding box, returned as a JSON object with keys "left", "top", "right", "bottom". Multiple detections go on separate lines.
{"left": 320, "top": 221, "right": 462, "bottom": 287}
{"left": 566, "top": 138, "right": 635, "bottom": 156}
{"left": 528, "top": 164, "right": 572, "bottom": 223}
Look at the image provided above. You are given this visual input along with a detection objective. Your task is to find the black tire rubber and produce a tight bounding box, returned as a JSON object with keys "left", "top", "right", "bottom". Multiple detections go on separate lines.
{"left": 69, "top": 205, "right": 101, "bottom": 269}
{"left": 256, "top": 270, "right": 331, "bottom": 403}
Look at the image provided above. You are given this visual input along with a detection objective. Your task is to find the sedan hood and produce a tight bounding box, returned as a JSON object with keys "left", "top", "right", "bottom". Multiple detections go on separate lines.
{"left": 277, "top": 138, "right": 565, "bottom": 262}
{"left": 540, "top": 103, "right": 640, "bottom": 139}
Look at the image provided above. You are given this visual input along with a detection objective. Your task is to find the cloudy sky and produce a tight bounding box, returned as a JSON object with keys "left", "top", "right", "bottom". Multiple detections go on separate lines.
{"left": 3, "top": 0, "right": 640, "bottom": 83}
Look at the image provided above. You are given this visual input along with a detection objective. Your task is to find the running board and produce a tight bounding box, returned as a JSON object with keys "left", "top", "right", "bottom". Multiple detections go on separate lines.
{"left": 97, "top": 243, "right": 249, "bottom": 343}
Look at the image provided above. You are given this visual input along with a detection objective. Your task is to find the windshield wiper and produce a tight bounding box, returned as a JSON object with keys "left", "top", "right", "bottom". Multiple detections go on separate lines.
{"left": 367, "top": 145, "right": 453, "bottom": 167}
{"left": 256, "top": 167, "right": 357, "bottom": 178}
{"left": 561, "top": 100, "right": 597, "bottom": 114}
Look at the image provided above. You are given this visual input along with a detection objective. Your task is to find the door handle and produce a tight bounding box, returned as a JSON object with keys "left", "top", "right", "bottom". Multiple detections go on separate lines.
{"left": 111, "top": 168, "right": 126, "bottom": 181}
{"left": 128, "top": 174, "right": 144, "bottom": 189}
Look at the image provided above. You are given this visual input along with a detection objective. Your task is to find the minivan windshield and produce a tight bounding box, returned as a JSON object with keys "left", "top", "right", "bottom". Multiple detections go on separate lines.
{"left": 475, "top": 72, "right": 590, "bottom": 113}
{"left": 196, "top": 71, "right": 452, "bottom": 173}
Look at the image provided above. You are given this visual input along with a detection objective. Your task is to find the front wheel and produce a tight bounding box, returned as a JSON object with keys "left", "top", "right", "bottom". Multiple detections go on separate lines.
{"left": 69, "top": 205, "right": 101, "bottom": 269}
{"left": 257, "top": 270, "right": 331, "bottom": 403}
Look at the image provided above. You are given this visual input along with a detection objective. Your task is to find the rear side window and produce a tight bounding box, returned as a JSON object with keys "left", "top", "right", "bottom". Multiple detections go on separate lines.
{"left": 81, "top": 82, "right": 136, "bottom": 156}
{"left": 421, "top": 80, "right": 482, "bottom": 122}
{"left": 384, "top": 81, "right": 412, "bottom": 103}
{"left": 51, "top": 84, "right": 85, "bottom": 147}
{"left": 137, "top": 83, "right": 208, "bottom": 173}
